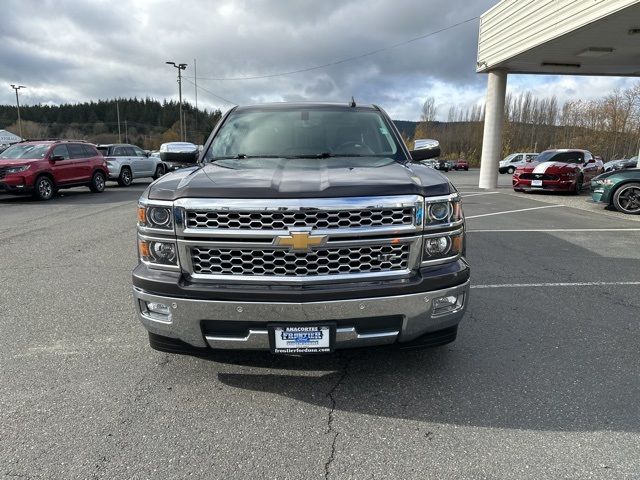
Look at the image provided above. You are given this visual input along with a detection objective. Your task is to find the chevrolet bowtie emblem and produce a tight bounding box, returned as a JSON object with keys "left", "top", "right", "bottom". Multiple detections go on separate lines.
{"left": 275, "top": 231, "right": 327, "bottom": 251}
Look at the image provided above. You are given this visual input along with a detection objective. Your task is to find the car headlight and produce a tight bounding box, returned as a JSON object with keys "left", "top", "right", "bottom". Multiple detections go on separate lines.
{"left": 424, "top": 195, "right": 463, "bottom": 228}
{"left": 138, "top": 237, "right": 178, "bottom": 267}
{"left": 422, "top": 231, "right": 464, "bottom": 263}
{"left": 5, "top": 165, "right": 31, "bottom": 173}
{"left": 138, "top": 203, "right": 174, "bottom": 230}
{"left": 593, "top": 178, "right": 613, "bottom": 185}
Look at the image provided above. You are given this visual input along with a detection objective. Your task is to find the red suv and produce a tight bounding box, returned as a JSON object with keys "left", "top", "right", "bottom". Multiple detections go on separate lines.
{"left": 0, "top": 140, "right": 108, "bottom": 200}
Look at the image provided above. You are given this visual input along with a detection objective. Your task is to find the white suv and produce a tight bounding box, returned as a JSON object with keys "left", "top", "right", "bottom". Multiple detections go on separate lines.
{"left": 499, "top": 152, "right": 538, "bottom": 174}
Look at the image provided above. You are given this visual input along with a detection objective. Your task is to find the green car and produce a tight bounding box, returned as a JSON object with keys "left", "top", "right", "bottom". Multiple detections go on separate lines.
{"left": 591, "top": 168, "right": 640, "bottom": 214}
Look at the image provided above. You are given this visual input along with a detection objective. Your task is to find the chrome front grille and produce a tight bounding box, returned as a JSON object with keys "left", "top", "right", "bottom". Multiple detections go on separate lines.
{"left": 175, "top": 195, "right": 424, "bottom": 283}
{"left": 185, "top": 207, "right": 414, "bottom": 230}
{"left": 190, "top": 244, "right": 410, "bottom": 277}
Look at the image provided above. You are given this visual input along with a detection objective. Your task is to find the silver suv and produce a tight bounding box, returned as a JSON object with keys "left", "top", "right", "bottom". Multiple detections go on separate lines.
{"left": 98, "top": 144, "right": 166, "bottom": 186}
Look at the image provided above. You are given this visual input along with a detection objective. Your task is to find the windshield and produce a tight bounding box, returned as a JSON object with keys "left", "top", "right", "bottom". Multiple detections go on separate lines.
{"left": 205, "top": 108, "right": 401, "bottom": 161}
{"left": 501, "top": 154, "right": 516, "bottom": 163}
{"left": 536, "top": 150, "right": 585, "bottom": 164}
{"left": 0, "top": 144, "right": 50, "bottom": 160}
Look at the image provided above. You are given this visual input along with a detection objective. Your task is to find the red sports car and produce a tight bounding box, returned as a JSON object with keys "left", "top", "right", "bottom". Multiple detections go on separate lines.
{"left": 512, "top": 149, "right": 603, "bottom": 194}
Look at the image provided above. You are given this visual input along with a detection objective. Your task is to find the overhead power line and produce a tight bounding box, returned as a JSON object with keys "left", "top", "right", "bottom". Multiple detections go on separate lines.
{"left": 187, "top": 16, "right": 479, "bottom": 82}
{"left": 182, "top": 78, "right": 237, "bottom": 105}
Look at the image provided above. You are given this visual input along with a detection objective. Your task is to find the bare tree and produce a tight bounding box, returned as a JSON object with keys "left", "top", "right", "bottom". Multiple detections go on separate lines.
{"left": 420, "top": 97, "right": 437, "bottom": 122}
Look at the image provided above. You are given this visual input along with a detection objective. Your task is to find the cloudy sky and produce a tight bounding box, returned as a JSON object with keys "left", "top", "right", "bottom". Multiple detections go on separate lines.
{"left": 1, "top": 0, "right": 637, "bottom": 121}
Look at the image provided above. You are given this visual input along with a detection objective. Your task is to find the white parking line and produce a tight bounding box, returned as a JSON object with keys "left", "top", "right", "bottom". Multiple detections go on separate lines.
{"left": 468, "top": 228, "right": 640, "bottom": 233}
{"left": 471, "top": 281, "right": 640, "bottom": 289}
{"left": 466, "top": 205, "right": 563, "bottom": 219}
{"left": 460, "top": 191, "right": 500, "bottom": 197}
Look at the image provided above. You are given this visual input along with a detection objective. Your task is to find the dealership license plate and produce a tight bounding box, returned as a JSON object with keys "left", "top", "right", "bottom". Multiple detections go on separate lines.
{"left": 531, "top": 179, "right": 543, "bottom": 187}
{"left": 270, "top": 325, "right": 334, "bottom": 354}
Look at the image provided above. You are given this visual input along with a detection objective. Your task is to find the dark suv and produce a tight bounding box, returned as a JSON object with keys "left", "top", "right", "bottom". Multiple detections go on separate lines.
{"left": 0, "top": 140, "right": 108, "bottom": 200}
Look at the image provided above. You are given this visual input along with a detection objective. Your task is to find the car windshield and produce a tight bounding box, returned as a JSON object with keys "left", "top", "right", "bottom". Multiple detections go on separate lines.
{"left": 537, "top": 150, "right": 585, "bottom": 164}
{"left": 205, "top": 107, "right": 401, "bottom": 162}
{"left": 0, "top": 144, "right": 49, "bottom": 160}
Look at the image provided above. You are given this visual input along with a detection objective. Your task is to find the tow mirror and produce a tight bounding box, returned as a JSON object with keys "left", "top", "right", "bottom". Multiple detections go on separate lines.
{"left": 410, "top": 139, "right": 440, "bottom": 161}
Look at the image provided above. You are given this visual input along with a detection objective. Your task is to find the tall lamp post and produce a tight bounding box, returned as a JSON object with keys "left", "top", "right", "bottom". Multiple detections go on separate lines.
{"left": 166, "top": 61, "right": 187, "bottom": 141}
{"left": 10, "top": 84, "right": 26, "bottom": 139}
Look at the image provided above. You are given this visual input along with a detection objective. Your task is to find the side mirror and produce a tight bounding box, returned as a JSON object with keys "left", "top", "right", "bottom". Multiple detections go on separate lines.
{"left": 587, "top": 158, "right": 596, "bottom": 164}
{"left": 410, "top": 139, "right": 441, "bottom": 161}
{"left": 51, "top": 155, "right": 65, "bottom": 161}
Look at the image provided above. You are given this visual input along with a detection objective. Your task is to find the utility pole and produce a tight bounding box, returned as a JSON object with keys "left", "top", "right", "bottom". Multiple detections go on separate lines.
{"left": 194, "top": 58, "right": 198, "bottom": 143}
{"left": 125, "top": 119, "right": 128, "bottom": 143}
{"left": 10, "top": 84, "right": 26, "bottom": 139}
{"left": 116, "top": 100, "right": 122, "bottom": 143}
{"left": 166, "top": 61, "right": 187, "bottom": 141}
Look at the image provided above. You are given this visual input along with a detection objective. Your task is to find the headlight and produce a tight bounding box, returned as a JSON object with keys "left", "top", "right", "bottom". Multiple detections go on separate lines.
{"left": 5, "top": 165, "right": 30, "bottom": 173}
{"left": 422, "top": 231, "right": 463, "bottom": 263}
{"left": 593, "top": 178, "right": 613, "bottom": 185}
{"left": 138, "top": 237, "right": 178, "bottom": 267}
{"left": 138, "top": 203, "right": 174, "bottom": 230}
{"left": 424, "top": 195, "right": 463, "bottom": 227}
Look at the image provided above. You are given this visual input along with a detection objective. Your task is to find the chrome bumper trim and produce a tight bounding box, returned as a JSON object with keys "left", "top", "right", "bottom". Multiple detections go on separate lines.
{"left": 133, "top": 280, "right": 470, "bottom": 350}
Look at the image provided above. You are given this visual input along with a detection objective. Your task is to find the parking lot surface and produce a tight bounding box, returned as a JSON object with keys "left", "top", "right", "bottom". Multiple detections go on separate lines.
{"left": 1, "top": 172, "right": 639, "bottom": 479}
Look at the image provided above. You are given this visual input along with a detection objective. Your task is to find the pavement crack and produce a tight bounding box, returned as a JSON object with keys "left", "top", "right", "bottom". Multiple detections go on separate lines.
{"left": 324, "top": 353, "right": 356, "bottom": 480}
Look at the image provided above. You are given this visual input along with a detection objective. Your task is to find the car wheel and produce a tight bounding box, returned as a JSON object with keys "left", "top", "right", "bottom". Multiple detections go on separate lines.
{"left": 33, "top": 176, "right": 55, "bottom": 201}
{"left": 464, "top": 167, "right": 468, "bottom": 171}
{"left": 153, "top": 164, "right": 165, "bottom": 180}
{"left": 89, "top": 171, "right": 106, "bottom": 193}
{"left": 507, "top": 167, "right": 515, "bottom": 174}
{"left": 573, "top": 174, "right": 583, "bottom": 195}
{"left": 612, "top": 182, "right": 640, "bottom": 214}
{"left": 117, "top": 167, "right": 133, "bottom": 187}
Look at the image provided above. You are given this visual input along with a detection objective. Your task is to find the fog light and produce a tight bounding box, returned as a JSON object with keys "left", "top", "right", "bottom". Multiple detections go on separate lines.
{"left": 432, "top": 294, "right": 462, "bottom": 315}
{"left": 146, "top": 301, "right": 171, "bottom": 315}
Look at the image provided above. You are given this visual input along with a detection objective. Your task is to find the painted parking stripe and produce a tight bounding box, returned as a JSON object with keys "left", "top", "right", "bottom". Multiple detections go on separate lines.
{"left": 472, "top": 281, "right": 640, "bottom": 289}
{"left": 466, "top": 204, "right": 563, "bottom": 219}
{"left": 460, "top": 191, "right": 500, "bottom": 197}
{"left": 468, "top": 228, "right": 640, "bottom": 233}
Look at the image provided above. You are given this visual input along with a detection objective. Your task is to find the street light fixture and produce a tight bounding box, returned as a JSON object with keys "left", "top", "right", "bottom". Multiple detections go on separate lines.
{"left": 10, "top": 84, "right": 26, "bottom": 139}
{"left": 166, "top": 61, "right": 188, "bottom": 141}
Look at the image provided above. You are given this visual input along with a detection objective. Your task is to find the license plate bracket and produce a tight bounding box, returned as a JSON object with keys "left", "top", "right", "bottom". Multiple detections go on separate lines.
{"left": 531, "top": 179, "right": 543, "bottom": 187}
{"left": 268, "top": 324, "right": 335, "bottom": 354}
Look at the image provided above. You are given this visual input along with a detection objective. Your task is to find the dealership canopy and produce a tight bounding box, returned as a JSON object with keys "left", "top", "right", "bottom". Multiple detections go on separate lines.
{"left": 0, "top": 129, "right": 22, "bottom": 144}
{"left": 476, "top": 0, "right": 640, "bottom": 188}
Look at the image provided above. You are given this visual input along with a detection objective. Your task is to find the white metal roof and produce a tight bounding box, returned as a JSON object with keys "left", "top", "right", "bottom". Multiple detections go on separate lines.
{"left": 477, "top": 0, "right": 640, "bottom": 76}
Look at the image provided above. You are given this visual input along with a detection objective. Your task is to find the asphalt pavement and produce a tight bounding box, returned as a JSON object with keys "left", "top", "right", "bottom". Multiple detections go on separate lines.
{"left": 1, "top": 172, "right": 639, "bottom": 479}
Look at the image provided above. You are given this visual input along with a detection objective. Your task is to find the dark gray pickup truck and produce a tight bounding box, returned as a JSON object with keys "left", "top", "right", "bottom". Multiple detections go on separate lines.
{"left": 132, "top": 102, "right": 469, "bottom": 356}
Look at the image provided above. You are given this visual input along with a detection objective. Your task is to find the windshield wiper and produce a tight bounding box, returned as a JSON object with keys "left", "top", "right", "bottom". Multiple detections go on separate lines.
{"left": 211, "top": 154, "right": 283, "bottom": 161}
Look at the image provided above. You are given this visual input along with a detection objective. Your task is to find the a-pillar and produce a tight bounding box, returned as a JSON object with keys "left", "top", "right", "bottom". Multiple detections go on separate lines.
{"left": 478, "top": 69, "right": 508, "bottom": 189}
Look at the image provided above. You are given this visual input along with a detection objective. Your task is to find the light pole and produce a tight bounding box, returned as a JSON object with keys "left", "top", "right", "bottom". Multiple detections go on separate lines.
{"left": 166, "top": 61, "right": 187, "bottom": 141}
{"left": 10, "top": 84, "right": 26, "bottom": 139}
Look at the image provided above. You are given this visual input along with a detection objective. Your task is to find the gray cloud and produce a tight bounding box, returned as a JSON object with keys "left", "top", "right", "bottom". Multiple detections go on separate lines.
{"left": 0, "top": 0, "right": 633, "bottom": 121}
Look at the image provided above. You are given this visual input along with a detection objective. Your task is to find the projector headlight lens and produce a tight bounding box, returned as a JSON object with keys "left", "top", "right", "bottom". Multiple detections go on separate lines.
{"left": 429, "top": 202, "right": 451, "bottom": 222}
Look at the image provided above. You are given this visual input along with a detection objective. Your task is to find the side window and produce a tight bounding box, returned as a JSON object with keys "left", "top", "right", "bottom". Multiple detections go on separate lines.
{"left": 525, "top": 154, "right": 536, "bottom": 162}
{"left": 511, "top": 154, "right": 523, "bottom": 163}
{"left": 68, "top": 144, "right": 86, "bottom": 159}
{"left": 82, "top": 145, "right": 98, "bottom": 157}
{"left": 113, "top": 146, "right": 127, "bottom": 156}
{"left": 133, "top": 147, "right": 146, "bottom": 157}
{"left": 52, "top": 145, "right": 70, "bottom": 160}
{"left": 124, "top": 147, "right": 137, "bottom": 157}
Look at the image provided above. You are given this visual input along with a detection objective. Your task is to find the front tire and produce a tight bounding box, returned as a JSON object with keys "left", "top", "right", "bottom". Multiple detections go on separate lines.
{"left": 573, "top": 174, "right": 583, "bottom": 195}
{"left": 507, "top": 166, "right": 515, "bottom": 174}
{"left": 89, "top": 171, "right": 106, "bottom": 193}
{"left": 117, "top": 167, "right": 132, "bottom": 187}
{"left": 612, "top": 182, "right": 640, "bottom": 214}
{"left": 33, "top": 176, "right": 55, "bottom": 201}
{"left": 152, "top": 164, "right": 165, "bottom": 180}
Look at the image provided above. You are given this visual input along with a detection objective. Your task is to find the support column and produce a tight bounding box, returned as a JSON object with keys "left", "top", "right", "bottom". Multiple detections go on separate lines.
{"left": 478, "top": 70, "right": 507, "bottom": 189}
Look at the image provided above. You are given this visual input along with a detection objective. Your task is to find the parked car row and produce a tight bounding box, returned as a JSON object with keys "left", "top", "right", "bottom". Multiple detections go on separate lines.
{"left": 0, "top": 139, "right": 200, "bottom": 201}
{"left": 505, "top": 147, "right": 639, "bottom": 215}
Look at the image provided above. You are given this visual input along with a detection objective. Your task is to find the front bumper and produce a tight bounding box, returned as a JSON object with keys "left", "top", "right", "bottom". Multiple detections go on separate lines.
{"left": 133, "top": 280, "right": 469, "bottom": 351}
{"left": 513, "top": 177, "right": 576, "bottom": 191}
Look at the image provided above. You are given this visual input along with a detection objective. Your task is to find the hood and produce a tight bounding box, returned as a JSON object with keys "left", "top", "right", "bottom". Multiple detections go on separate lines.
{"left": 518, "top": 161, "right": 579, "bottom": 174}
{"left": 147, "top": 156, "right": 453, "bottom": 200}
{"left": 0, "top": 158, "right": 41, "bottom": 167}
